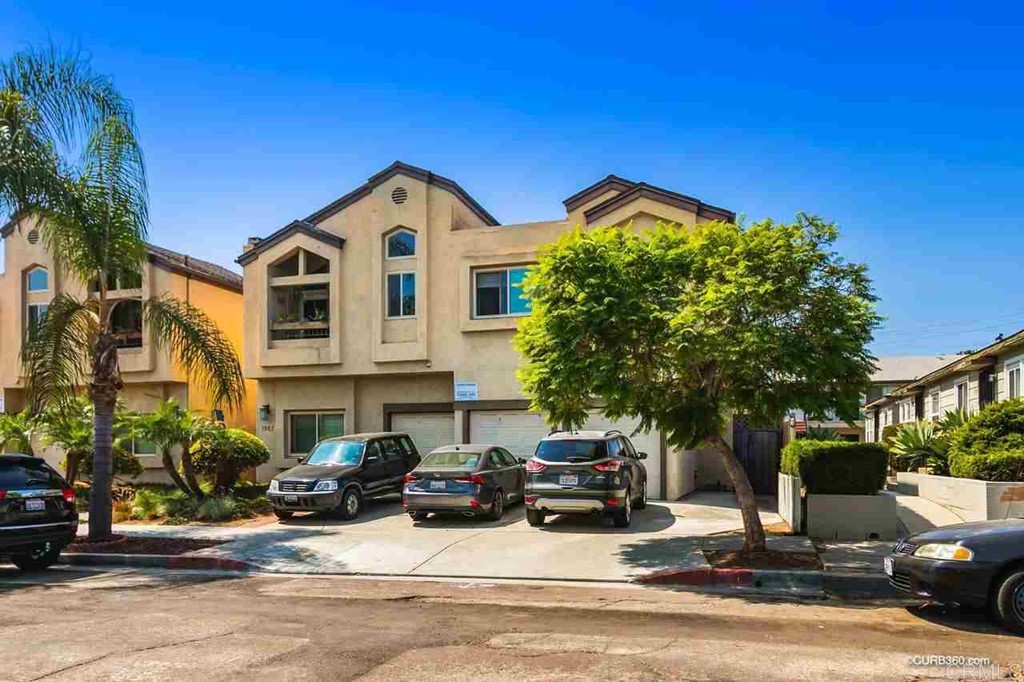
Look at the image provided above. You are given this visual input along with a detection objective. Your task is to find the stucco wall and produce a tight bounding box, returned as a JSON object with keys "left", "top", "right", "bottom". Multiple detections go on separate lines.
{"left": 896, "top": 472, "right": 1024, "bottom": 522}
{"left": 806, "top": 493, "right": 900, "bottom": 540}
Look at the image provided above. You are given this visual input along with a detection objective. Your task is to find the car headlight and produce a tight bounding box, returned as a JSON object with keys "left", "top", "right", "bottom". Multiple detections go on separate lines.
{"left": 267, "top": 480, "right": 279, "bottom": 493}
{"left": 314, "top": 480, "right": 339, "bottom": 492}
{"left": 914, "top": 543, "right": 974, "bottom": 561}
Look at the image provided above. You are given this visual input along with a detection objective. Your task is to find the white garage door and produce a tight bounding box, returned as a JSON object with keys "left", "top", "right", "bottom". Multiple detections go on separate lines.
{"left": 392, "top": 413, "right": 455, "bottom": 456}
{"left": 469, "top": 410, "right": 662, "bottom": 499}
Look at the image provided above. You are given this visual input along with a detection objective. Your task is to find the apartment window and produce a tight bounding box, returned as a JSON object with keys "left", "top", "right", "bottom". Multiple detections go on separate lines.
{"left": 110, "top": 299, "right": 143, "bottom": 349}
{"left": 474, "top": 266, "right": 531, "bottom": 318}
{"left": 130, "top": 437, "right": 157, "bottom": 456}
{"left": 1007, "top": 357, "right": 1022, "bottom": 400}
{"left": 387, "top": 272, "right": 416, "bottom": 318}
{"left": 955, "top": 380, "right": 969, "bottom": 412}
{"left": 268, "top": 249, "right": 331, "bottom": 341}
{"left": 289, "top": 412, "right": 345, "bottom": 456}
{"left": 929, "top": 389, "right": 941, "bottom": 420}
{"left": 386, "top": 230, "right": 416, "bottom": 259}
{"left": 898, "top": 398, "right": 915, "bottom": 423}
{"left": 26, "top": 303, "right": 48, "bottom": 339}
{"left": 25, "top": 267, "right": 48, "bottom": 292}
{"left": 90, "top": 270, "right": 143, "bottom": 293}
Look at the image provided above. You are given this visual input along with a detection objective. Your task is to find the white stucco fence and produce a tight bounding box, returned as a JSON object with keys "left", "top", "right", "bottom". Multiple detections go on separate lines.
{"left": 895, "top": 472, "right": 1024, "bottom": 522}
{"left": 777, "top": 472, "right": 802, "bottom": 533}
{"left": 777, "top": 472, "right": 900, "bottom": 540}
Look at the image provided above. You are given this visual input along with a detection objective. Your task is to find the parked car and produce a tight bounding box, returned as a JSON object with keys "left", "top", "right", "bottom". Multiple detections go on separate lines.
{"left": 0, "top": 454, "right": 79, "bottom": 571}
{"left": 885, "top": 519, "right": 1024, "bottom": 633}
{"left": 267, "top": 432, "right": 420, "bottom": 520}
{"left": 403, "top": 444, "right": 525, "bottom": 521}
{"left": 524, "top": 430, "right": 648, "bottom": 528}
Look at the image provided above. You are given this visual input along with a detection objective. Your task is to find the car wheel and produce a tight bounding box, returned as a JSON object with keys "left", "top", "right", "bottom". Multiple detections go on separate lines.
{"left": 613, "top": 494, "right": 632, "bottom": 528}
{"left": 12, "top": 542, "right": 62, "bottom": 571}
{"left": 993, "top": 569, "right": 1024, "bottom": 634}
{"left": 634, "top": 481, "right": 648, "bottom": 510}
{"left": 338, "top": 487, "right": 362, "bottom": 521}
{"left": 489, "top": 489, "right": 505, "bottom": 521}
{"left": 526, "top": 508, "right": 545, "bottom": 527}
{"left": 273, "top": 509, "right": 294, "bottom": 520}
{"left": 409, "top": 511, "right": 429, "bottom": 521}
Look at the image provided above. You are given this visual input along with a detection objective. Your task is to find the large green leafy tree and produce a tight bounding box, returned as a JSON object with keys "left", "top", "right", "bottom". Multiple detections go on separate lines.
{"left": 515, "top": 216, "right": 879, "bottom": 551}
{"left": 1, "top": 48, "right": 245, "bottom": 540}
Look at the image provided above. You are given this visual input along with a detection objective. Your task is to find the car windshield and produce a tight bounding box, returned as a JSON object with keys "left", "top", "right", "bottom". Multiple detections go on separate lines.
{"left": 305, "top": 441, "right": 364, "bottom": 466}
{"left": 0, "top": 459, "right": 65, "bottom": 488}
{"left": 534, "top": 440, "right": 607, "bottom": 463}
{"left": 420, "top": 451, "right": 482, "bottom": 469}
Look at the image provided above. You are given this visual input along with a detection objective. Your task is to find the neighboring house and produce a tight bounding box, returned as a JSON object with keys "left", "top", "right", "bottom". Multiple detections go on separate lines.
{"left": 799, "top": 355, "right": 953, "bottom": 441}
{"left": 864, "top": 330, "right": 1024, "bottom": 442}
{"left": 0, "top": 217, "right": 255, "bottom": 482}
{"left": 238, "top": 161, "right": 738, "bottom": 500}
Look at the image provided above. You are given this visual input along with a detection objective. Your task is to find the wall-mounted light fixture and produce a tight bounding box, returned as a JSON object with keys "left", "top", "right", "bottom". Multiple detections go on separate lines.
{"left": 258, "top": 404, "right": 271, "bottom": 422}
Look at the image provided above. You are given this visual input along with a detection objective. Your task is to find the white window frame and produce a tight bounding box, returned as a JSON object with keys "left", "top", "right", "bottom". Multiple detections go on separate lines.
{"left": 472, "top": 265, "right": 532, "bottom": 319}
{"left": 1005, "top": 355, "right": 1023, "bottom": 400}
{"left": 385, "top": 270, "right": 417, "bottom": 319}
{"left": 898, "top": 398, "right": 915, "bottom": 423}
{"left": 385, "top": 229, "right": 417, "bottom": 261}
{"left": 928, "top": 388, "right": 941, "bottom": 419}
{"left": 25, "top": 266, "right": 49, "bottom": 293}
{"left": 287, "top": 410, "right": 345, "bottom": 457}
{"left": 955, "top": 379, "right": 970, "bottom": 413}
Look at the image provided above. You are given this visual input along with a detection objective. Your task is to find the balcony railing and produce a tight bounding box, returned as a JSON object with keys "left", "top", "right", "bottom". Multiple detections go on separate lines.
{"left": 270, "top": 321, "right": 330, "bottom": 341}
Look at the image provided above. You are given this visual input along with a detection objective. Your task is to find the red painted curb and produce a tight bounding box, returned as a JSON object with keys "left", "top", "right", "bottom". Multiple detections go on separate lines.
{"left": 636, "top": 567, "right": 754, "bottom": 586}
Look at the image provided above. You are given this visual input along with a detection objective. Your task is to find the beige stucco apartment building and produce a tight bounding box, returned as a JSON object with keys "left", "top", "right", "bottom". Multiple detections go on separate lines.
{"left": 0, "top": 217, "right": 254, "bottom": 481}
{"left": 239, "top": 162, "right": 739, "bottom": 500}
{"left": 864, "top": 330, "right": 1024, "bottom": 440}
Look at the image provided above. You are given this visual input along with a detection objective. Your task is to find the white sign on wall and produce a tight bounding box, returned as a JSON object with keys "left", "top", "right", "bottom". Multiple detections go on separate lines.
{"left": 454, "top": 381, "right": 479, "bottom": 401}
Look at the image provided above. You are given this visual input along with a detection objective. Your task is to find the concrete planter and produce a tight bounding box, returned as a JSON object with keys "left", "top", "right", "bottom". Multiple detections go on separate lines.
{"left": 777, "top": 472, "right": 803, "bottom": 533}
{"left": 896, "top": 472, "right": 1024, "bottom": 522}
{"left": 806, "top": 493, "right": 900, "bottom": 541}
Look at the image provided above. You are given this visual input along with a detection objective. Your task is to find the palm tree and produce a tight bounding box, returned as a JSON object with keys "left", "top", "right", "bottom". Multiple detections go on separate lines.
{"left": 37, "top": 397, "right": 93, "bottom": 482}
{"left": 2, "top": 49, "right": 245, "bottom": 540}
{"left": 135, "top": 398, "right": 213, "bottom": 499}
{"left": 0, "top": 410, "right": 36, "bottom": 454}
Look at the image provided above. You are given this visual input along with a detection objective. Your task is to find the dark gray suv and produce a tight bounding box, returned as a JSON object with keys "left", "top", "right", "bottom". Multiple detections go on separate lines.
{"left": 524, "top": 430, "right": 648, "bottom": 528}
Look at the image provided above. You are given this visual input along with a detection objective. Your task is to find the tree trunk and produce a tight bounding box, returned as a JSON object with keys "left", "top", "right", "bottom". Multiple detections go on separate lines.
{"left": 181, "top": 441, "right": 205, "bottom": 500}
{"left": 160, "top": 446, "right": 191, "bottom": 495}
{"left": 708, "top": 433, "right": 766, "bottom": 553}
{"left": 88, "top": 395, "right": 116, "bottom": 541}
{"left": 65, "top": 451, "right": 82, "bottom": 487}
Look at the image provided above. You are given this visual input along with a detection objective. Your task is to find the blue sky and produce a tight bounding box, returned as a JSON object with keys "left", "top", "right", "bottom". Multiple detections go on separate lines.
{"left": 2, "top": 1, "right": 1022, "bottom": 357}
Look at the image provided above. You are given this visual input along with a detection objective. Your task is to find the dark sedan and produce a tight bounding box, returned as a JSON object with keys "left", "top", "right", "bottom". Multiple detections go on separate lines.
{"left": 402, "top": 445, "right": 525, "bottom": 521}
{"left": 886, "top": 519, "right": 1024, "bottom": 633}
{"left": 1, "top": 454, "right": 79, "bottom": 571}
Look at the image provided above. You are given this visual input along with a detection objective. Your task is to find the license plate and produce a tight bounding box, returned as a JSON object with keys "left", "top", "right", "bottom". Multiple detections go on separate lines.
{"left": 429, "top": 480, "right": 446, "bottom": 491}
{"left": 284, "top": 495, "right": 298, "bottom": 503}
{"left": 25, "top": 498, "right": 46, "bottom": 512}
{"left": 883, "top": 557, "right": 893, "bottom": 577}
{"left": 559, "top": 474, "right": 578, "bottom": 486}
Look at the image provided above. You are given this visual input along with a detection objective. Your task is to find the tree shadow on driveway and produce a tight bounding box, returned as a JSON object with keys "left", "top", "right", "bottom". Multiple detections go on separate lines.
{"left": 535, "top": 503, "right": 678, "bottom": 535}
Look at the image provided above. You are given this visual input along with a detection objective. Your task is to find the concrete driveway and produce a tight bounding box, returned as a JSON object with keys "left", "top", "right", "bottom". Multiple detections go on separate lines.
{"left": 98, "top": 491, "right": 782, "bottom": 582}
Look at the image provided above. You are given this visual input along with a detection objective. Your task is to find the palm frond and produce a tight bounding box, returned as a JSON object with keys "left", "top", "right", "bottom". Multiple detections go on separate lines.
{"left": 144, "top": 295, "right": 246, "bottom": 411}
{"left": 0, "top": 90, "right": 65, "bottom": 218}
{"left": 21, "top": 294, "right": 99, "bottom": 412}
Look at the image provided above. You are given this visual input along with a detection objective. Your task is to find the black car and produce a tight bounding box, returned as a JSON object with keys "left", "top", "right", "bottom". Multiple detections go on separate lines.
{"left": 267, "top": 432, "right": 420, "bottom": 520}
{"left": 886, "top": 519, "right": 1024, "bottom": 633}
{"left": 0, "top": 454, "right": 79, "bottom": 571}
{"left": 403, "top": 444, "right": 526, "bottom": 521}
{"left": 524, "top": 430, "right": 648, "bottom": 528}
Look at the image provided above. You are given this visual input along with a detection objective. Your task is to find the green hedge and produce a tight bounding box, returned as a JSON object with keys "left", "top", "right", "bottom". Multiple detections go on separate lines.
{"left": 946, "top": 399, "right": 1024, "bottom": 482}
{"left": 781, "top": 440, "right": 888, "bottom": 494}
{"left": 949, "top": 450, "right": 1024, "bottom": 482}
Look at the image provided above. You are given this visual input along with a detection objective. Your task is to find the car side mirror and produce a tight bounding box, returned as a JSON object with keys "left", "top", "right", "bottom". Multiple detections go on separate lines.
{"left": 638, "top": 452, "right": 648, "bottom": 460}
{"left": 517, "top": 457, "right": 527, "bottom": 464}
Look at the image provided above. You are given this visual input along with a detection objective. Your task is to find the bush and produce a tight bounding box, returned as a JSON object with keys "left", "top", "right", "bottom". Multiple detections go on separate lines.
{"left": 131, "top": 488, "right": 163, "bottom": 520}
{"left": 887, "top": 420, "right": 950, "bottom": 475}
{"left": 950, "top": 450, "right": 1024, "bottom": 482}
{"left": 192, "top": 428, "right": 270, "bottom": 493}
{"left": 160, "top": 490, "right": 200, "bottom": 520}
{"left": 880, "top": 423, "right": 901, "bottom": 445}
{"left": 195, "top": 497, "right": 237, "bottom": 521}
{"left": 781, "top": 440, "right": 888, "bottom": 494}
{"left": 79, "top": 445, "right": 144, "bottom": 480}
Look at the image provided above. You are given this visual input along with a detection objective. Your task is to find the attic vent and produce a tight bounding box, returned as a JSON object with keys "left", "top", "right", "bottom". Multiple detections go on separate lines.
{"left": 391, "top": 187, "right": 408, "bottom": 205}
{"left": 26, "top": 229, "right": 39, "bottom": 245}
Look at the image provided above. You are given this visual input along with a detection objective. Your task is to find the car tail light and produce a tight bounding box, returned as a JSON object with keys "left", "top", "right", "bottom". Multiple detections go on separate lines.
{"left": 62, "top": 488, "right": 76, "bottom": 504}
{"left": 606, "top": 498, "right": 619, "bottom": 506}
{"left": 455, "top": 474, "right": 486, "bottom": 486}
{"left": 0, "top": 490, "right": 6, "bottom": 500}
{"left": 524, "top": 495, "right": 538, "bottom": 505}
{"left": 403, "top": 473, "right": 419, "bottom": 484}
{"left": 592, "top": 460, "right": 622, "bottom": 473}
{"left": 470, "top": 499, "right": 481, "bottom": 509}
{"left": 525, "top": 460, "right": 547, "bottom": 473}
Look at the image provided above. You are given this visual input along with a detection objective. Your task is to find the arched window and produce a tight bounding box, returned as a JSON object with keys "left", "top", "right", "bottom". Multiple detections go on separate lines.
{"left": 25, "top": 267, "right": 48, "bottom": 292}
{"left": 386, "top": 230, "right": 416, "bottom": 259}
{"left": 111, "top": 299, "right": 144, "bottom": 349}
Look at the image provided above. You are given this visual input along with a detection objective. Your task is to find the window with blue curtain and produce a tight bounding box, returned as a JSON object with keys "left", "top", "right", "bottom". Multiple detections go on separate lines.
{"left": 474, "top": 266, "right": 531, "bottom": 317}
{"left": 26, "top": 267, "right": 48, "bottom": 292}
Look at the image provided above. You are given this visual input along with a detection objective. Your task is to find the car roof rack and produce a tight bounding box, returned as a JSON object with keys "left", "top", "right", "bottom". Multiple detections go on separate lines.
{"left": 603, "top": 429, "right": 623, "bottom": 437}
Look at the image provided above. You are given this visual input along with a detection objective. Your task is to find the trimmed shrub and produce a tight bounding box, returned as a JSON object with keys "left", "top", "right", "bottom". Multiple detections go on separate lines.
{"left": 195, "top": 497, "right": 237, "bottom": 521}
{"left": 947, "top": 399, "right": 1024, "bottom": 457}
{"left": 781, "top": 440, "right": 888, "bottom": 494}
{"left": 949, "top": 449, "right": 1024, "bottom": 482}
{"left": 192, "top": 428, "right": 270, "bottom": 493}
{"left": 79, "top": 445, "right": 144, "bottom": 480}
{"left": 131, "top": 488, "right": 163, "bottom": 520}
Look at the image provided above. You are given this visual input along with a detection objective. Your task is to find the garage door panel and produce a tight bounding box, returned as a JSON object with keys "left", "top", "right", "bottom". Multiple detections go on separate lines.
{"left": 392, "top": 413, "right": 455, "bottom": 456}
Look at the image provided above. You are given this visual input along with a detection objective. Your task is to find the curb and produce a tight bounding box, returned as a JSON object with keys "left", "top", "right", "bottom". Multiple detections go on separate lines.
{"left": 635, "top": 567, "right": 822, "bottom": 591}
{"left": 61, "top": 553, "right": 255, "bottom": 572}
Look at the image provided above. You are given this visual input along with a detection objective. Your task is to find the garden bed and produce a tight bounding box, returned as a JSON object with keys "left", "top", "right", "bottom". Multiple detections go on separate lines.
{"left": 704, "top": 549, "right": 822, "bottom": 570}
{"left": 66, "top": 535, "right": 225, "bottom": 555}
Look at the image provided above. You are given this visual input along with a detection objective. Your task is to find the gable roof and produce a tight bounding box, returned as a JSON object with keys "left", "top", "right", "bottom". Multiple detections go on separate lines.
{"left": 235, "top": 220, "right": 345, "bottom": 266}
{"left": 871, "top": 355, "right": 958, "bottom": 384}
{"left": 146, "top": 244, "right": 242, "bottom": 292}
{"left": 563, "top": 175, "right": 735, "bottom": 224}
{"left": 304, "top": 161, "right": 499, "bottom": 227}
